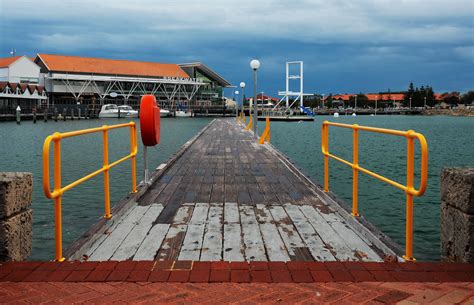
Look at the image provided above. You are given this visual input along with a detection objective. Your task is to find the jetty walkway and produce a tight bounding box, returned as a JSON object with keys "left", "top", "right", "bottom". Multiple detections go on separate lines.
{"left": 67, "top": 118, "right": 399, "bottom": 262}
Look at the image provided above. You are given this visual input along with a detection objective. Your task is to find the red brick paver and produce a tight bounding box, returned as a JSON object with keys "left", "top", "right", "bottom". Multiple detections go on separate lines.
{"left": 0, "top": 261, "right": 472, "bottom": 303}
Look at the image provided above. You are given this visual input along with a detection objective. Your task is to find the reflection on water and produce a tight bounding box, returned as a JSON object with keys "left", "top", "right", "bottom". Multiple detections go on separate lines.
{"left": 0, "top": 117, "right": 212, "bottom": 260}
{"left": 265, "top": 115, "right": 474, "bottom": 261}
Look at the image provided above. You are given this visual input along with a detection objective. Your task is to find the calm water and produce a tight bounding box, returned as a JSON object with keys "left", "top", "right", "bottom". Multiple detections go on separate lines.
{"left": 0, "top": 115, "right": 472, "bottom": 261}
{"left": 0, "top": 117, "right": 212, "bottom": 260}
{"left": 262, "top": 115, "right": 474, "bottom": 261}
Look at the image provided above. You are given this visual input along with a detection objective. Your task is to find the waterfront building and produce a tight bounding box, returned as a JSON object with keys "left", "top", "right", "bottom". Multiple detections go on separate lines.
{"left": 0, "top": 56, "right": 47, "bottom": 115}
{"left": 34, "top": 54, "right": 231, "bottom": 116}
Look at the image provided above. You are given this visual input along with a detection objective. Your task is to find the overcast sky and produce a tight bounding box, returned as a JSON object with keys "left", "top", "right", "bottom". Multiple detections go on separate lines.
{"left": 1, "top": 0, "right": 473, "bottom": 96}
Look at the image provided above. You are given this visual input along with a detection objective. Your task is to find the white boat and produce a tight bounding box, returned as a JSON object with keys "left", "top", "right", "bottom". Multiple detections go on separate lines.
{"left": 333, "top": 112, "right": 340, "bottom": 117}
{"left": 99, "top": 104, "right": 139, "bottom": 118}
{"left": 352, "top": 113, "right": 357, "bottom": 116}
{"left": 175, "top": 110, "right": 192, "bottom": 118}
{"left": 160, "top": 109, "right": 170, "bottom": 117}
{"left": 99, "top": 104, "right": 119, "bottom": 118}
{"left": 118, "top": 105, "right": 139, "bottom": 118}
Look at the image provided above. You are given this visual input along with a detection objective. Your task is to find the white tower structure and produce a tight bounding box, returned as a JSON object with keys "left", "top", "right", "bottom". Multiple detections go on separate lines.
{"left": 274, "top": 61, "right": 312, "bottom": 110}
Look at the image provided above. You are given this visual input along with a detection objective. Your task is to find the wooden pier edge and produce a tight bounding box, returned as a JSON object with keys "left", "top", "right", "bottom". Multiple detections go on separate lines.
{"left": 64, "top": 119, "right": 217, "bottom": 260}
{"left": 263, "top": 141, "right": 404, "bottom": 259}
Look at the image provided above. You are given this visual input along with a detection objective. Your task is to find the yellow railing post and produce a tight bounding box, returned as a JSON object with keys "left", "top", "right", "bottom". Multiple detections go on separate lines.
{"left": 245, "top": 114, "right": 253, "bottom": 130}
{"left": 322, "top": 121, "right": 329, "bottom": 192}
{"left": 259, "top": 117, "right": 271, "bottom": 144}
{"left": 130, "top": 123, "right": 137, "bottom": 193}
{"left": 352, "top": 125, "right": 360, "bottom": 216}
{"left": 53, "top": 133, "right": 64, "bottom": 262}
{"left": 320, "top": 121, "right": 428, "bottom": 262}
{"left": 404, "top": 130, "right": 416, "bottom": 261}
{"left": 102, "top": 126, "right": 112, "bottom": 219}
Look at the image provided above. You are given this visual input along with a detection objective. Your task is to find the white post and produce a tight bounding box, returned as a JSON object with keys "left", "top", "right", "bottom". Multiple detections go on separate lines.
{"left": 300, "top": 62, "right": 304, "bottom": 108}
{"left": 285, "top": 62, "right": 289, "bottom": 108}
{"left": 144, "top": 146, "right": 150, "bottom": 184}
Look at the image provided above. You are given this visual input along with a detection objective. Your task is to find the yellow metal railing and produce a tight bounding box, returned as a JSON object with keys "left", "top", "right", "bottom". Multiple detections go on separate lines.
{"left": 245, "top": 114, "right": 253, "bottom": 130}
{"left": 43, "top": 122, "right": 138, "bottom": 261}
{"left": 259, "top": 117, "right": 271, "bottom": 144}
{"left": 321, "top": 121, "right": 428, "bottom": 261}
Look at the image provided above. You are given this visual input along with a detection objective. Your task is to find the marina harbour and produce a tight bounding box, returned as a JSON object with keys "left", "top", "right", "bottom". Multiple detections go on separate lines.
{"left": 0, "top": 115, "right": 472, "bottom": 261}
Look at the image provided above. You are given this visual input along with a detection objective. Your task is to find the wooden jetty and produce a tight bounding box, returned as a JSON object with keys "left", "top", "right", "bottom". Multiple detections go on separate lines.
{"left": 67, "top": 118, "right": 401, "bottom": 262}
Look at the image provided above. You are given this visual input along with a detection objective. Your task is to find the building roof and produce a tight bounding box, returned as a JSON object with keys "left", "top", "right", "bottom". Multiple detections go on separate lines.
{"left": 0, "top": 56, "right": 21, "bottom": 68}
{"left": 331, "top": 93, "right": 405, "bottom": 101}
{"left": 36, "top": 54, "right": 189, "bottom": 78}
{"left": 179, "top": 62, "right": 231, "bottom": 87}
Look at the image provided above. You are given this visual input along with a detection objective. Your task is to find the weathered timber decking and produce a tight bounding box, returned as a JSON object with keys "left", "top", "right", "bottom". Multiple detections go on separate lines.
{"left": 72, "top": 118, "right": 400, "bottom": 262}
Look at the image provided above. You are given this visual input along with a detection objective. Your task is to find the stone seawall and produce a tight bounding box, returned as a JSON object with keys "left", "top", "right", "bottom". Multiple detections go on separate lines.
{"left": 0, "top": 173, "right": 33, "bottom": 261}
{"left": 441, "top": 167, "right": 474, "bottom": 262}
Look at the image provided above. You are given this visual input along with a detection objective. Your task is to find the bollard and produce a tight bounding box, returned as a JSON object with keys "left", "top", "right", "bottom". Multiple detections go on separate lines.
{"left": 441, "top": 167, "right": 474, "bottom": 263}
{"left": 0, "top": 173, "right": 33, "bottom": 261}
{"left": 15, "top": 106, "right": 21, "bottom": 124}
{"left": 118, "top": 108, "right": 121, "bottom": 119}
{"left": 33, "top": 108, "right": 36, "bottom": 124}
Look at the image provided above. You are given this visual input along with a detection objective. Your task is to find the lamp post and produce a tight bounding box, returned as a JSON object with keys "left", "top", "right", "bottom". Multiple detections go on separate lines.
{"left": 321, "top": 93, "right": 325, "bottom": 109}
{"left": 409, "top": 96, "right": 412, "bottom": 110}
{"left": 424, "top": 96, "right": 427, "bottom": 109}
{"left": 234, "top": 90, "right": 239, "bottom": 119}
{"left": 250, "top": 59, "right": 260, "bottom": 139}
{"left": 375, "top": 96, "right": 378, "bottom": 116}
{"left": 240, "top": 82, "right": 246, "bottom": 116}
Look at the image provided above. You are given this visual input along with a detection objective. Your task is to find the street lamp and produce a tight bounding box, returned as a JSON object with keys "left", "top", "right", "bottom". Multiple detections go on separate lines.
{"left": 240, "top": 82, "right": 246, "bottom": 117}
{"left": 234, "top": 90, "right": 239, "bottom": 118}
{"left": 250, "top": 59, "right": 260, "bottom": 138}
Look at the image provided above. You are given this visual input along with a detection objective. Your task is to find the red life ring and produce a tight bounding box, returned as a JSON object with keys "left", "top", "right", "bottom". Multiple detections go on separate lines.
{"left": 139, "top": 95, "right": 160, "bottom": 146}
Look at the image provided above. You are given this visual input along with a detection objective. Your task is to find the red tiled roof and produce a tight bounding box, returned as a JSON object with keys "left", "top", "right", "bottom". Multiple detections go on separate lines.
{"left": 331, "top": 93, "right": 405, "bottom": 101}
{"left": 37, "top": 54, "right": 189, "bottom": 78}
{"left": 0, "top": 56, "right": 21, "bottom": 68}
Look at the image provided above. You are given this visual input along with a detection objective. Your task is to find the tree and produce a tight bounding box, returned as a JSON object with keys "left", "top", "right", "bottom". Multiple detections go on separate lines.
{"left": 461, "top": 91, "right": 474, "bottom": 105}
{"left": 348, "top": 94, "right": 369, "bottom": 108}
{"left": 443, "top": 92, "right": 460, "bottom": 106}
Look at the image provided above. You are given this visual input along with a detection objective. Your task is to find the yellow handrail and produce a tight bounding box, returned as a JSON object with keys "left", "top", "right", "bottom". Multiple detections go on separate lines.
{"left": 321, "top": 121, "right": 428, "bottom": 262}
{"left": 259, "top": 117, "right": 271, "bottom": 144}
{"left": 245, "top": 114, "right": 253, "bottom": 130}
{"left": 43, "top": 122, "right": 138, "bottom": 262}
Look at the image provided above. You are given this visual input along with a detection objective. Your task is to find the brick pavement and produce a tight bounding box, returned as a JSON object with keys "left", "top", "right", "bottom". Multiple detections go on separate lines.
{"left": 0, "top": 261, "right": 473, "bottom": 304}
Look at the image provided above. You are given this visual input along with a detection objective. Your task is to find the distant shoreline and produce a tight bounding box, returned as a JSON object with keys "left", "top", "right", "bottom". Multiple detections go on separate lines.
{"left": 422, "top": 109, "right": 474, "bottom": 117}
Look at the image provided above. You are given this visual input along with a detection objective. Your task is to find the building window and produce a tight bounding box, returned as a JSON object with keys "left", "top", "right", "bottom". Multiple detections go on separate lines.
{"left": 20, "top": 78, "right": 39, "bottom": 84}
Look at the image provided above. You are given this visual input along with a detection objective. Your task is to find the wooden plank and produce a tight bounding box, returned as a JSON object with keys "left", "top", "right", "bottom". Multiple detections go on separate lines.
{"left": 239, "top": 205, "right": 267, "bottom": 261}
{"left": 177, "top": 203, "right": 209, "bottom": 260}
{"left": 224, "top": 202, "right": 240, "bottom": 223}
{"left": 189, "top": 203, "right": 209, "bottom": 225}
{"left": 268, "top": 205, "right": 311, "bottom": 261}
{"left": 172, "top": 205, "right": 194, "bottom": 224}
{"left": 298, "top": 205, "right": 356, "bottom": 261}
{"left": 178, "top": 224, "right": 206, "bottom": 261}
{"left": 284, "top": 204, "right": 336, "bottom": 261}
{"left": 254, "top": 204, "right": 290, "bottom": 261}
{"left": 111, "top": 204, "right": 164, "bottom": 260}
{"left": 201, "top": 205, "right": 224, "bottom": 261}
{"left": 315, "top": 206, "right": 382, "bottom": 261}
{"left": 156, "top": 224, "right": 188, "bottom": 261}
{"left": 223, "top": 223, "right": 244, "bottom": 261}
{"left": 133, "top": 224, "right": 170, "bottom": 260}
{"left": 89, "top": 205, "right": 150, "bottom": 261}
{"left": 83, "top": 204, "right": 136, "bottom": 258}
